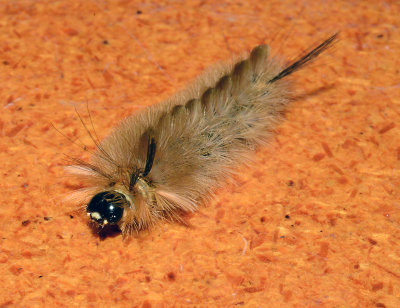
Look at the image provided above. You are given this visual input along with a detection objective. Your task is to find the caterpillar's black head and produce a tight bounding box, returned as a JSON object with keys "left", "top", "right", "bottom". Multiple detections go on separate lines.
{"left": 86, "top": 191, "right": 127, "bottom": 226}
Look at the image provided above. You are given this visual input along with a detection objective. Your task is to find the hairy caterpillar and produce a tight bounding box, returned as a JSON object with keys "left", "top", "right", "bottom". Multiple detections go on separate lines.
{"left": 70, "top": 34, "right": 338, "bottom": 237}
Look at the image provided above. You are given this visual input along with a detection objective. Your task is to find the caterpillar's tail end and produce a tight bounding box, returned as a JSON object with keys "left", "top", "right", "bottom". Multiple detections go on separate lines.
{"left": 269, "top": 32, "right": 339, "bottom": 84}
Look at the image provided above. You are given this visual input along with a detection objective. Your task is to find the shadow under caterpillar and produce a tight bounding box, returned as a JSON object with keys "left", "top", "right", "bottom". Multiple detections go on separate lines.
{"left": 69, "top": 33, "right": 338, "bottom": 237}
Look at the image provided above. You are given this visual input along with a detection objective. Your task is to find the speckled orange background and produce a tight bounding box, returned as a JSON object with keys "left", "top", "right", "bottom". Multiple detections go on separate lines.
{"left": 1, "top": 0, "right": 399, "bottom": 307}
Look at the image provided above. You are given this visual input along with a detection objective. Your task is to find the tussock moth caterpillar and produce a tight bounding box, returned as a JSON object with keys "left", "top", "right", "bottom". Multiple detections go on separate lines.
{"left": 69, "top": 33, "right": 338, "bottom": 237}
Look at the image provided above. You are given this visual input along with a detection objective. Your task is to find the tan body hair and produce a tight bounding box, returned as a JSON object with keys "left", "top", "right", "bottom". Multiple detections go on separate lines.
{"left": 71, "top": 34, "right": 338, "bottom": 236}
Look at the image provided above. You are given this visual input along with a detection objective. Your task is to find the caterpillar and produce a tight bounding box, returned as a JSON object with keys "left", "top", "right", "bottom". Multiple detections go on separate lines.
{"left": 69, "top": 33, "right": 338, "bottom": 237}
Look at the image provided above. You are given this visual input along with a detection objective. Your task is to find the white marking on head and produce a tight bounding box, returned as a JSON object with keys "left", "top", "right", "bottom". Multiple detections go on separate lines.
{"left": 90, "top": 212, "right": 102, "bottom": 221}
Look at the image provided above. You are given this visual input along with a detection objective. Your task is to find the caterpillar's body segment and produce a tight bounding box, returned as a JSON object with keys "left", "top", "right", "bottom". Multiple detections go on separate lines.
{"left": 72, "top": 34, "right": 337, "bottom": 236}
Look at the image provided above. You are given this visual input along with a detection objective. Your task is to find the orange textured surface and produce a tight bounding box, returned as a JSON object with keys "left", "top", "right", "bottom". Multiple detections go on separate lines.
{"left": 1, "top": 1, "right": 399, "bottom": 307}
